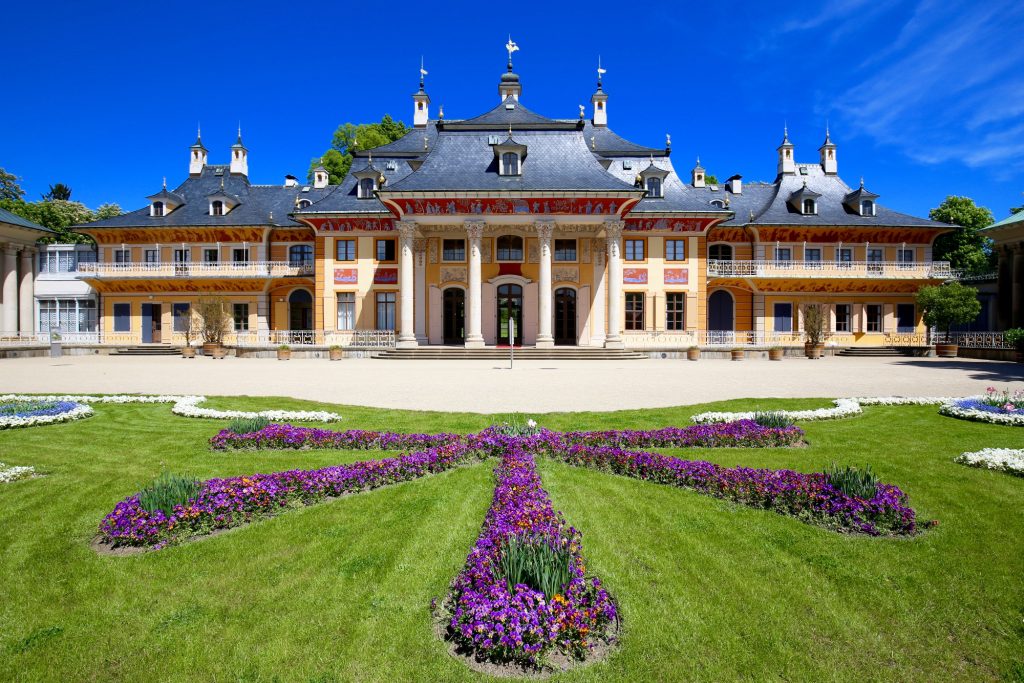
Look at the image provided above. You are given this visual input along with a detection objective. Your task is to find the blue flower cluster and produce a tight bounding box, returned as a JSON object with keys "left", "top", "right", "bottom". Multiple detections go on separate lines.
{"left": 0, "top": 401, "right": 81, "bottom": 418}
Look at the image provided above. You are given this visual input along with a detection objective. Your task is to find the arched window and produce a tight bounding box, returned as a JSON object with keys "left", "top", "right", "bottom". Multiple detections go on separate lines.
{"left": 710, "top": 199, "right": 724, "bottom": 209}
{"left": 211, "top": 201, "right": 224, "bottom": 216}
{"left": 646, "top": 177, "right": 662, "bottom": 198}
{"left": 152, "top": 202, "right": 164, "bottom": 217}
{"left": 501, "top": 152, "right": 520, "bottom": 176}
{"left": 297, "top": 199, "right": 311, "bottom": 209}
{"left": 496, "top": 235, "right": 523, "bottom": 261}
{"left": 708, "top": 244, "right": 733, "bottom": 260}
{"left": 802, "top": 199, "right": 817, "bottom": 215}
{"left": 860, "top": 200, "right": 874, "bottom": 216}
{"left": 358, "top": 177, "right": 375, "bottom": 198}
{"left": 289, "top": 245, "right": 313, "bottom": 266}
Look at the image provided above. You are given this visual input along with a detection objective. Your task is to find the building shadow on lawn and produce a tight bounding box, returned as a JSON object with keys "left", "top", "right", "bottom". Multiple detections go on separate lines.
{"left": 892, "top": 359, "right": 1024, "bottom": 382}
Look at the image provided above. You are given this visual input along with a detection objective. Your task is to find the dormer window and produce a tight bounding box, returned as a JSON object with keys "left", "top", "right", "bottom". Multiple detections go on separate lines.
{"left": 297, "top": 199, "right": 312, "bottom": 209}
{"left": 211, "top": 200, "right": 224, "bottom": 216}
{"left": 151, "top": 201, "right": 164, "bottom": 217}
{"left": 802, "top": 199, "right": 817, "bottom": 215}
{"left": 501, "top": 152, "right": 520, "bottom": 176}
{"left": 645, "top": 177, "right": 663, "bottom": 198}
{"left": 358, "top": 177, "right": 375, "bottom": 198}
{"left": 860, "top": 200, "right": 875, "bottom": 216}
{"left": 710, "top": 199, "right": 725, "bottom": 209}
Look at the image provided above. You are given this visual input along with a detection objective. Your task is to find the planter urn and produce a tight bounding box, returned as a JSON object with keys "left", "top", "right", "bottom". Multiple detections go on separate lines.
{"left": 768, "top": 348, "right": 784, "bottom": 361}
{"left": 804, "top": 342, "right": 824, "bottom": 359}
{"left": 329, "top": 348, "right": 344, "bottom": 361}
{"left": 730, "top": 349, "right": 745, "bottom": 361}
{"left": 277, "top": 349, "right": 291, "bottom": 361}
{"left": 182, "top": 346, "right": 196, "bottom": 359}
{"left": 211, "top": 346, "right": 228, "bottom": 359}
{"left": 201, "top": 342, "right": 221, "bottom": 357}
{"left": 686, "top": 348, "right": 700, "bottom": 361}
{"left": 935, "top": 343, "right": 958, "bottom": 358}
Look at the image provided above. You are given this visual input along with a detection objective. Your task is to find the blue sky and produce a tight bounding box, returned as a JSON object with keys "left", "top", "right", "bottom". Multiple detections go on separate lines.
{"left": 3, "top": 0, "right": 1022, "bottom": 220}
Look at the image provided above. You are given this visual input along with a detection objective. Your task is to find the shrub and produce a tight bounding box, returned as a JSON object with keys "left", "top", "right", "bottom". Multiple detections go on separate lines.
{"left": 278, "top": 344, "right": 290, "bottom": 351}
{"left": 226, "top": 416, "right": 270, "bottom": 435}
{"left": 753, "top": 411, "right": 794, "bottom": 429}
{"left": 137, "top": 472, "right": 203, "bottom": 517}
{"left": 825, "top": 463, "right": 879, "bottom": 500}
{"left": 498, "top": 535, "right": 574, "bottom": 599}
{"left": 1003, "top": 328, "right": 1024, "bottom": 351}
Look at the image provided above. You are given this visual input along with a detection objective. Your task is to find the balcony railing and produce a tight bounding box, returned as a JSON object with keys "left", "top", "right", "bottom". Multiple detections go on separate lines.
{"left": 707, "top": 259, "right": 959, "bottom": 279}
{"left": 77, "top": 261, "right": 314, "bottom": 278}
{"left": 935, "top": 331, "right": 1011, "bottom": 349}
{"left": 216, "top": 329, "right": 396, "bottom": 349}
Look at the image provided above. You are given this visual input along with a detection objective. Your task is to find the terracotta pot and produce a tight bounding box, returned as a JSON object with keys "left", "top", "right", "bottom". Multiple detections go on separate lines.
{"left": 730, "top": 349, "right": 745, "bottom": 361}
{"left": 805, "top": 342, "right": 824, "bottom": 359}
{"left": 329, "top": 348, "right": 343, "bottom": 361}
{"left": 201, "top": 342, "right": 221, "bottom": 356}
{"left": 935, "top": 343, "right": 958, "bottom": 358}
{"left": 768, "top": 348, "right": 784, "bottom": 361}
{"left": 182, "top": 347, "right": 196, "bottom": 359}
{"left": 277, "top": 349, "right": 291, "bottom": 361}
{"left": 686, "top": 348, "right": 700, "bottom": 361}
{"left": 211, "top": 346, "right": 228, "bottom": 359}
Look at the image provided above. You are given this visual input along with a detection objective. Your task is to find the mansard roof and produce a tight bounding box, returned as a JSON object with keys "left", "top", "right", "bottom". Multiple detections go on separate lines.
{"left": 78, "top": 165, "right": 336, "bottom": 229}
{"left": 441, "top": 97, "right": 577, "bottom": 130}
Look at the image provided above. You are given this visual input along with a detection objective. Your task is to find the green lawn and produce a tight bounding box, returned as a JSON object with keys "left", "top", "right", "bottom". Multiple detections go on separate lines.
{"left": 1, "top": 397, "right": 1022, "bottom": 682}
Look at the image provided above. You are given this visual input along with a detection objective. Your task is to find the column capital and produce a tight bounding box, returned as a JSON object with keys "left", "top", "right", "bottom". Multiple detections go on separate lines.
{"left": 19, "top": 246, "right": 36, "bottom": 259}
{"left": 412, "top": 238, "right": 428, "bottom": 254}
{"left": 465, "top": 220, "right": 485, "bottom": 240}
{"left": 395, "top": 220, "right": 418, "bottom": 238}
{"left": 3, "top": 243, "right": 19, "bottom": 257}
{"left": 604, "top": 220, "right": 625, "bottom": 240}
{"left": 534, "top": 220, "right": 555, "bottom": 242}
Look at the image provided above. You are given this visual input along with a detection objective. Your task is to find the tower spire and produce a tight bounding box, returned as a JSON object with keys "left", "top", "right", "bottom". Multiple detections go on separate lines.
{"left": 413, "top": 58, "right": 431, "bottom": 127}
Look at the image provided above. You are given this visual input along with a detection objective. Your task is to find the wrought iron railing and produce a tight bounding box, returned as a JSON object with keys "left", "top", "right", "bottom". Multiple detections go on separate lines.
{"left": 706, "top": 259, "right": 958, "bottom": 279}
{"left": 225, "top": 330, "right": 396, "bottom": 349}
{"left": 935, "top": 331, "right": 1011, "bottom": 349}
{"left": 77, "top": 261, "right": 314, "bottom": 278}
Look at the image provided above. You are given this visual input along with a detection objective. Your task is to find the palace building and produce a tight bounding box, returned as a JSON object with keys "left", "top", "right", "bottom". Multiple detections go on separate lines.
{"left": 72, "top": 58, "right": 954, "bottom": 352}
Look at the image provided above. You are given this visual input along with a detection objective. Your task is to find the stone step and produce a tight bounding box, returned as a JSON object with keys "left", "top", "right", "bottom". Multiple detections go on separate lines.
{"left": 836, "top": 347, "right": 910, "bottom": 357}
{"left": 376, "top": 346, "right": 646, "bottom": 360}
{"left": 111, "top": 346, "right": 183, "bottom": 356}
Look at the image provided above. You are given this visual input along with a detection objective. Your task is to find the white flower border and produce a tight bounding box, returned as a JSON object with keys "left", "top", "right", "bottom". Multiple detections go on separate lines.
{"left": 0, "top": 462, "right": 36, "bottom": 483}
{"left": 0, "top": 402, "right": 94, "bottom": 430}
{"left": 691, "top": 396, "right": 965, "bottom": 424}
{"left": 955, "top": 448, "right": 1024, "bottom": 476}
{"left": 0, "top": 394, "right": 341, "bottom": 422}
{"left": 938, "top": 402, "right": 1024, "bottom": 426}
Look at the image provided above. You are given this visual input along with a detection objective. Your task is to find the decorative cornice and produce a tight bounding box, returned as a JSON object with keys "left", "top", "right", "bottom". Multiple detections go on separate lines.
{"left": 394, "top": 220, "right": 418, "bottom": 239}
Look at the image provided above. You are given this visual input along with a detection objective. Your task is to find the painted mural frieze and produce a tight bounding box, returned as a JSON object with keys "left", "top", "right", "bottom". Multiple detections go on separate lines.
{"left": 440, "top": 266, "right": 468, "bottom": 283}
{"left": 553, "top": 266, "right": 579, "bottom": 283}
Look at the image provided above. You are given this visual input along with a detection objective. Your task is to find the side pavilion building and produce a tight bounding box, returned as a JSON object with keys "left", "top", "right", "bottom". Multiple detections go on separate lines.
{"left": 74, "top": 61, "right": 954, "bottom": 351}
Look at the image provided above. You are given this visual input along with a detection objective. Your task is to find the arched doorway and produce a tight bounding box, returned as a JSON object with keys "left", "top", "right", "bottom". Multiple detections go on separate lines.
{"left": 554, "top": 287, "right": 577, "bottom": 346}
{"left": 442, "top": 288, "right": 465, "bottom": 345}
{"left": 289, "top": 289, "right": 313, "bottom": 331}
{"left": 496, "top": 283, "right": 523, "bottom": 346}
{"left": 708, "top": 290, "right": 734, "bottom": 331}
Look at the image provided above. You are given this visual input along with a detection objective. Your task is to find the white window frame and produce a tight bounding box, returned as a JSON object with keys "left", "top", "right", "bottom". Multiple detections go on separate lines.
{"left": 337, "top": 292, "right": 355, "bottom": 331}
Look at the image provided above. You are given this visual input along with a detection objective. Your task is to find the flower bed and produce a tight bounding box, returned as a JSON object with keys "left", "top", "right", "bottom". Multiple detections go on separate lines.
{"left": 940, "top": 399, "right": 1024, "bottom": 426}
{"left": 955, "top": 448, "right": 1024, "bottom": 476}
{"left": 691, "top": 396, "right": 958, "bottom": 424}
{"left": 551, "top": 421, "right": 803, "bottom": 449}
{"left": 0, "top": 400, "right": 93, "bottom": 429}
{"left": 211, "top": 424, "right": 461, "bottom": 451}
{"left": 98, "top": 442, "right": 477, "bottom": 548}
{"left": 0, "top": 462, "right": 36, "bottom": 483}
{"left": 443, "top": 439, "right": 617, "bottom": 667}
{"left": 546, "top": 443, "right": 918, "bottom": 536}
{"left": 0, "top": 394, "right": 341, "bottom": 422}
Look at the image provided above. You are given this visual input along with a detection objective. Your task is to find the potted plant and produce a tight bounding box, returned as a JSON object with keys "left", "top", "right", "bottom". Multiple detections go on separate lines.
{"left": 730, "top": 348, "right": 745, "bottom": 361}
{"left": 1004, "top": 328, "right": 1024, "bottom": 363}
{"left": 328, "top": 344, "right": 343, "bottom": 361}
{"left": 277, "top": 344, "right": 291, "bottom": 360}
{"left": 686, "top": 345, "right": 700, "bottom": 361}
{"left": 211, "top": 345, "right": 228, "bottom": 359}
{"left": 176, "top": 306, "right": 196, "bottom": 358}
{"left": 768, "top": 346, "right": 784, "bottom": 361}
{"left": 917, "top": 282, "right": 981, "bottom": 358}
{"left": 801, "top": 303, "right": 827, "bottom": 359}
{"left": 197, "top": 294, "right": 231, "bottom": 356}
{"left": 49, "top": 331, "right": 62, "bottom": 358}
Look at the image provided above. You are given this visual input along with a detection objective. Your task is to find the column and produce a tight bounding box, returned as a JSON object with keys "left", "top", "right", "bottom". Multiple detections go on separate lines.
{"left": 413, "top": 239, "right": 428, "bottom": 344}
{"left": 396, "top": 221, "right": 418, "bottom": 348}
{"left": 1013, "top": 245, "right": 1023, "bottom": 329}
{"left": 19, "top": 247, "right": 35, "bottom": 333}
{"left": 590, "top": 239, "right": 606, "bottom": 346}
{"left": 535, "top": 221, "right": 554, "bottom": 347}
{"left": 997, "top": 246, "right": 1012, "bottom": 330}
{"left": 604, "top": 221, "right": 624, "bottom": 348}
{"left": 465, "top": 221, "right": 485, "bottom": 348}
{"left": 2, "top": 245, "right": 18, "bottom": 333}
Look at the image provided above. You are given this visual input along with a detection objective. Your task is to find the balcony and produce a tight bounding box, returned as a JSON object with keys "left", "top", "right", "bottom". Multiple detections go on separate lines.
{"left": 707, "top": 259, "right": 959, "bottom": 280}
{"left": 77, "top": 261, "right": 315, "bottom": 279}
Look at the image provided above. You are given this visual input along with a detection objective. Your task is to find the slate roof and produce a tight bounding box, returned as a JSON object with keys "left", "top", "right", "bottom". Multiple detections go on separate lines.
{"left": 294, "top": 159, "right": 415, "bottom": 215}
{"left": 78, "top": 165, "right": 337, "bottom": 229}
{"left": 0, "top": 207, "right": 53, "bottom": 233}
{"left": 582, "top": 122, "right": 665, "bottom": 157}
{"left": 446, "top": 96, "right": 575, "bottom": 129}
{"left": 600, "top": 156, "right": 732, "bottom": 215}
{"left": 982, "top": 210, "right": 1024, "bottom": 233}
{"left": 354, "top": 122, "right": 438, "bottom": 157}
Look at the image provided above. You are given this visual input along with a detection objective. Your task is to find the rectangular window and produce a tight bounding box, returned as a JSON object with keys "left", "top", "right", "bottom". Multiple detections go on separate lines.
{"left": 442, "top": 239, "right": 466, "bottom": 262}
{"left": 805, "top": 248, "right": 822, "bottom": 269}
{"left": 836, "top": 247, "right": 852, "bottom": 270}
{"left": 665, "top": 293, "right": 686, "bottom": 331}
{"left": 897, "top": 248, "right": 914, "bottom": 269}
{"left": 665, "top": 239, "right": 686, "bottom": 261}
{"left": 554, "top": 239, "right": 577, "bottom": 262}
{"left": 774, "top": 303, "right": 793, "bottom": 332}
{"left": 775, "top": 247, "right": 792, "bottom": 269}
{"left": 144, "top": 249, "right": 159, "bottom": 263}
{"left": 232, "top": 303, "right": 249, "bottom": 331}
{"left": 113, "top": 303, "right": 131, "bottom": 332}
{"left": 866, "top": 304, "right": 883, "bottom": 332}
{"left": 376, "top": 292, "right": 396, "bottom": 330}
{"left": 625, "top": 292, "right": 645, "bottom": 330}
{"left": 337, "top": 292, "right": 355, "bottom": 331}
{"left": 203, "top": 248, "right": 218, "bottom": 263}
{"left": 625, "top": 239, "right": 645, "bottom": 261}
{"left": 113, "top": 248, "right": 131, "bottom": 264}
{"left": 376, "top": 239, "right": 396, "bottom": 262}
{"left": 172, "top": 303, "right": 191, "bottom": 332}
{"left": 78, "top": 299, "right": 97, "bottom": 332}
{"left": 38, "top": 299, "right": 56, "bottom": 331}
{"left": 173, "top": 248, "right": 191, "bottom": 263}
{"left": 867, "top": 247, "right": 884, "bottom": 273}
{"left": 835, "top": 304, "right": 852, "bottom": 332}
{"left": 896, "top": 303, "right": 915, "bottom": 333}
{"left": 336, "top": 239, "right": 356, "bottom": 262}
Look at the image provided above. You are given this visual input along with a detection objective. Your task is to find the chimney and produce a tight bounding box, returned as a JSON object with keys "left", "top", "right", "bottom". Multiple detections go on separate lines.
{"left": 726, "top": 174, "right": 743, "bottom": 194}
{"left": 284, "top": 175, "right": 299, "bottom": 188}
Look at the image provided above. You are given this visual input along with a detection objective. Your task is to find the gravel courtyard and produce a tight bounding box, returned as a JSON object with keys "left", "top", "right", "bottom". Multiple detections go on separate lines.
{"left": 2, "top": 354, "right": 1021, "bottom": 412}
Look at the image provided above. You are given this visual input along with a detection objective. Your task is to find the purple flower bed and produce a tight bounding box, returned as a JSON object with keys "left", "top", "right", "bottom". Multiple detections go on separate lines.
{"left": 552, "top": 421, "right": 803, "bottom": 449}
{"left": 444, "top": 436, "right": 617, "bottom": 666}
{"left": 210, "top": 424, "right": 462, "bottom": 451}
{"left": 99, "top": 442, "right": 476, "bottom": 547}
{"left": 546, "top": 443, "right": 916, "bottom": 535}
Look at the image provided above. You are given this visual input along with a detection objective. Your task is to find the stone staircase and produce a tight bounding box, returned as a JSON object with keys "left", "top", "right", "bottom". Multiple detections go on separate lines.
{"left": 110, "top": 345, "right": 183, "bottom": 356}
{"left": 836, "top": 347, "right": 915, "bottom": 358}
{"left": 375, "top": 346, "right": 647, "bottom": 361}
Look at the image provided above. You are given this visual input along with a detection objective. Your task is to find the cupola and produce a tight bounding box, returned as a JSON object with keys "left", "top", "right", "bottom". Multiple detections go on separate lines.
{"left": 591, "top": 58, "right": 608, "bottom": 127}
{"left": 499, "top": 39, "right": 522, "bottom": 101}
{"left": 818, "top": 125, "right": 837, "bottom": 174}
{"left": 146, "top": 179, "right": 185, "bottom": 217}
{"left": 312, "top": 164, "right": 330, "bottom": 189}
{"left": 189, "top": 127, "right": 207, "bottom": 175}
{"left": 843, "top": 179, "right": 879, "bottom": 216}
{"left": 638, "top": 160, "right": 670, "bottom": 198}
{"left": 493, "top": 129, "right": 527, "bottom": 176}
{"left": 413, "top": 60, "right": 430, "bottom": 128}
{"left": 777, "top": 126, "right": 795, "bottom": 176}
{"left": 230, "top": 126, "right": 248, "bottom": 177}
{"left": 788, "top": 180, "right": 821, "bottom": 215}
{"left": 691, "top": 157, "right": 705, "bottom": 188}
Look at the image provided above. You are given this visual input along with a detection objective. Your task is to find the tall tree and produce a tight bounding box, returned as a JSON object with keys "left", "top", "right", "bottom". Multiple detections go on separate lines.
{"left": 42, "top": 183, "right": 72, "bottom": 201}
{"left": 307, "top": 115, "right": 409, "bottom": 185}
{"left": 0, "top": 167, "right": 25, "bottom": 201}
{"left": 928, "top": 195, "right": 995, "bottom": 276}
{"left": 0, "top": 198, "right": 120, "bottom": 245}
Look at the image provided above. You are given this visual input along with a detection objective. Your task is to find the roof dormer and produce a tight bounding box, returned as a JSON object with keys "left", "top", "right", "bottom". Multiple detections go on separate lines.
{"left": 844, "top": 179, "right": 879, "bottom": 216}
{"left": 638, "top": 160, "right": 669, "bottom": 198}
{"left": 146, "top": 182, "right": 185, "bottom": 217}
{"left": 788, "top": 181, "right": 821, "bottom": 215}
{"left": 353, "top": 162, "right": 385, "bottom": 199}
{"left": 493, "top": 132, "right": 527, "bottom": 176}
{"left": 312, "top": 164, "right": 330, "bottom": 189}
{"left": 207, "top": 179, "right": 241, "bottom": 216}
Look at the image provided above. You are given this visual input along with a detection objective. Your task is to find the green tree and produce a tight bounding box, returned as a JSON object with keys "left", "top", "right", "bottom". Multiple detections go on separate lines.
{"left": 0, "top": 198, "right": 106, "bottom": 244}
{"left": 95, "top": 203, "right": 123, "bottom": 220}
{"left": 0, "top": 167, "right": 25, "bottom": 201}
{"left": 42, "top": 183, "right": 72, "bottom": 201}
{"left": 928, "top": 196, "right": 994, "bottom": 275}
{"left": 307, "top": 114, "right": 409, "bottom": 184}
{"left": 705, "top": 174, "right": 719, "bottom": 185}
{"left": 917, "top": 282, "right": 982, "bottom": 336}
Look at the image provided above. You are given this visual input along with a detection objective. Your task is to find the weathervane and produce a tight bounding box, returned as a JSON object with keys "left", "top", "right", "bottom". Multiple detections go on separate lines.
{"left": 597, "top": 55, "right": 606, "bottom": 87}
{"left": 505, "top": 36, "right": 519, "bottom": 67}
{"left": 419, "top": 56, "right": 428, "bottom": 88}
